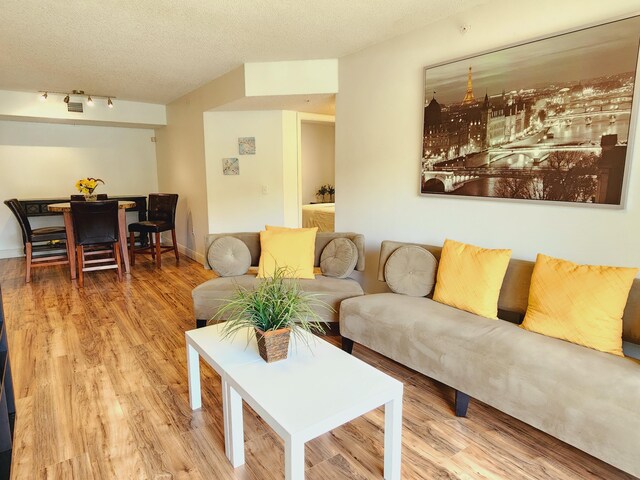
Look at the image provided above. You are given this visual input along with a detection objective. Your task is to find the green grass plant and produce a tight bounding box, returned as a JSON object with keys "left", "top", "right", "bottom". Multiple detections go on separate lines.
{"left": 214, "top": 266, "right": 331, "bottom": 345}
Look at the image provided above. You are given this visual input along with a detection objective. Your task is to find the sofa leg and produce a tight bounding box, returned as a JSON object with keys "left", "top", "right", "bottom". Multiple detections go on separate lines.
{"left": 322, "top": 323, "right": 341, "bottom": 336}
{"left": 196, "top": 319, "right": 207, "bottom": 329}
{"left": 341, "top": 337, "right": 354, "bottom": 354}
{"left": 455, "top": 390, "right": 470, "bottom": 417}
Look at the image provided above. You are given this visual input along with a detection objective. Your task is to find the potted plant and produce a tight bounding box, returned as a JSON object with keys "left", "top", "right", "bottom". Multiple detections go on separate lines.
{"left": 213, "top": 266, "right": 330, "bottom": 362}
{"left": 316, "top": 184, "right": 328, "bottom": 202}
{"left": 327, "top": 184, "right": 335, "bottom": 202}
{"left": 75, "top": 177, "right": 105, "bottom": 201}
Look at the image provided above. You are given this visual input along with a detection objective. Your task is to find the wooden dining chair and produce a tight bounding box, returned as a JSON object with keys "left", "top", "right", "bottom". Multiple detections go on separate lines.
{"left": 4, "top": 199, "right": 69, "bottom": 283}
{"left": 128, "top": 193, "right": 179, "bottom": 268}
{"left": 70, "top": 200, "right": 122, "bottom": 287}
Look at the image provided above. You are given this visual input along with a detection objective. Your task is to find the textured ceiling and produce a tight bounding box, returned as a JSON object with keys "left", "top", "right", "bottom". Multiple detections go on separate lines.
{"left": 0, "top": 0, "right": 488, "bottom": 104}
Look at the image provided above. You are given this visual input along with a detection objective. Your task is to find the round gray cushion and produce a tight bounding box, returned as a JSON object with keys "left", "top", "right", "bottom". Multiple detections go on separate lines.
{"left": 207, "top": 236, "right": 252, "bottom": 277}
{"left": 320, "top": 238, "right": 358, "bottom": 278}
{"left": 385, "top": 246, "right": 437, "bottom": 297}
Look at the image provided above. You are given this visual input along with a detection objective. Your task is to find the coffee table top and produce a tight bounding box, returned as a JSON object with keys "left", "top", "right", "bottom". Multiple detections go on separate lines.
{"left": 186, "top": 324, "right": 403, "bottom": 441}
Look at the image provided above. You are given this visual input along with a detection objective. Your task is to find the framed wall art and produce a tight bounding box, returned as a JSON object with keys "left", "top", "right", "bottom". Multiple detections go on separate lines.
{"left": 420, "top": 15, "right": 640, "bottom": 207}
{"left": 238, "top": 137, "right": 256, "bottom": 155}
{"left": 222, "top": 158, "right": 239, "bottom": 175}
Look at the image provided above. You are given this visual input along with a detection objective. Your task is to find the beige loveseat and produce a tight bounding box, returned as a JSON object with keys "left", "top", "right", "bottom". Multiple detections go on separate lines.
{"left": 192, "top": 232, "right": 365, "bottom": 329}
{"left": 340, "top": 240, "right": 640, "bottom": 477}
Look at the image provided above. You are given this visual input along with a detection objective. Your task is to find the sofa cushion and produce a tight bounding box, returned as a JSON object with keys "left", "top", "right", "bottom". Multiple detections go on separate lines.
{"left": 433, "top": 239, "right": 511, "bottom": 319}
{"left": 521, "top": 254, "right": 638, "bottom": 357}
{"left": 384, "top": 245, "right": 437, "bottom": 297}
{"left": 207, "top": 236, "right": 252, "bottom": 277}
{"left": 340, "top": 293, "right": 640, "bottom": 476}
{"left": 258, "top": 228, "right": 317, "bottom": 279}
{"left": 193, "top": 274, "right": 364, "bottom": 323}
{"left": 320, "top": 238, "right": 358, "bottom": 278}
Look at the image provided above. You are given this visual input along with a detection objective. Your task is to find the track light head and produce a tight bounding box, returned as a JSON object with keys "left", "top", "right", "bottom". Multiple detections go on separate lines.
{"left": 37, "top": 90, "right": 115, "bottom": 108}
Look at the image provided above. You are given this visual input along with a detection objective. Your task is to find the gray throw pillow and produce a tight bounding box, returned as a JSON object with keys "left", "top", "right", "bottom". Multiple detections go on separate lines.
{"left": 385, "top": 246, "right": 437, "bottom": 297}
{"left": 320, "top": 238, "right": 358, "bottom": 278}
{"left": 207, "top": 236, "right": 252, "bottom": 277}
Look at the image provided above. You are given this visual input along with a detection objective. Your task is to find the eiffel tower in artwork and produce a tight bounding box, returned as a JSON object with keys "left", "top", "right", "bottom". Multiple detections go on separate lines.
{"left": 462, "top": 66, "right": 475, "bottom": 105}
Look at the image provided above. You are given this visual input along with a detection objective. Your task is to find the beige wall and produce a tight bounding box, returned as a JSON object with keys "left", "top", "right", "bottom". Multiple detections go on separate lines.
{"left": 301, "top": 122, "right": 335, "bottom": 205}
{"left": 203, "top": 110, "right": 299, "bottom": 232}
{"left": 244, "top": 59, "right": 339, "bottom": 97}
{"left": 336, "top": 1, "right": 640, "bottom": 292}
{"left": 154, "top": 67, "right": 245, "bottom": 263}
{"left": 0, "top": 120, "right": 158, "bottom": 258}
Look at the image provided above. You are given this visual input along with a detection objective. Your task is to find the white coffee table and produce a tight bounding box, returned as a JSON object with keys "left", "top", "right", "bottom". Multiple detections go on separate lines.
{"left": 185, "top": 324, "right": 403, "bottom": 479}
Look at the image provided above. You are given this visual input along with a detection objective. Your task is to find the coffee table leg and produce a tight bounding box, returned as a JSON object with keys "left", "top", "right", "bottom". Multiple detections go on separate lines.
{"left": 186, "top": 343, "right": 201, "bottom": 410}
{"left": 224, "top": 381, "right": 245, "bottom": 467}
{"left": 384, "top": 395, "right": 402, "bottom": 480}
{"left": 284, "top": 437, "right": 305, "bottom": 480}
{"left": 222, "top": 379, "right": 230, "bottom": 458}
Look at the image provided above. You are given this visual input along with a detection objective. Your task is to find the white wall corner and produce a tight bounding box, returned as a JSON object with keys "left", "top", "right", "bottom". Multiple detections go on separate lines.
{"left": 282, "top": 110, "right": 300, "bottom": 227}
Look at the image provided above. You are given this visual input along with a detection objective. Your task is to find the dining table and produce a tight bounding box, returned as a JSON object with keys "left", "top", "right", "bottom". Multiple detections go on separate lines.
{"left": 48, "top": 201, "right": 136, "bottom": 280}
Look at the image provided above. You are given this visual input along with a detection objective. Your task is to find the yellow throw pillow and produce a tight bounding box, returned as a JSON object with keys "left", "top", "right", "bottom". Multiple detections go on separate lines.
{"left": 265, "top": 225, "right": 318, "bottom": 233}
{"left": 257, "top": 227, "right": 318, "bottom": 279}
{"left": 266, "top": 225, "right": 293, "bottom": 231}
{"left": 433, "top": 239, "right": 512, "bottom": 319}
{"left": 521, "top": 254, "right": 638, "bottom": 356}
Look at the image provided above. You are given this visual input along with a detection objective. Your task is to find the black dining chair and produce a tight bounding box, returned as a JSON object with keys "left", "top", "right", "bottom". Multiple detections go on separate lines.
{"left": 70, "top": 194, "right": 108, "bottom": 201}
{"left": 70, "top": 200, "right": 122, "bottom": 287}
{"left": 128, "top": 193, "right": 179, "bottom": 268}
{"left": 4, "top": 199, "right": 69, "bottom": 283}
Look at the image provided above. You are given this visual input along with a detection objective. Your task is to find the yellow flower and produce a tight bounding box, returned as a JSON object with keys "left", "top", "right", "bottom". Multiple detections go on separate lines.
{"left": 75, "top": 177, "right": 105, "bottom": 194}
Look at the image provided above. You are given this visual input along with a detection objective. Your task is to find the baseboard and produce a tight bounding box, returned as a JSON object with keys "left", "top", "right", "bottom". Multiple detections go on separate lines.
{"left": 178, "top": 243, "right": 204, "bottom": 265}
{"left": 0, "top": 248, "right": 24, "bottom": 260}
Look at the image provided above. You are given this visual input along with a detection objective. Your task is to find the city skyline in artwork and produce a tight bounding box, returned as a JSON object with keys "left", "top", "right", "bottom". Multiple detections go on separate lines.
{"left": 421, "top": 16, "right": 640, "bottom": 206}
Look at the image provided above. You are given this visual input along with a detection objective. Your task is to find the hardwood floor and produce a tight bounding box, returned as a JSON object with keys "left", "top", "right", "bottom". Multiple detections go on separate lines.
{"left": 0, "top": 256, "right": 635, "bottom": 479}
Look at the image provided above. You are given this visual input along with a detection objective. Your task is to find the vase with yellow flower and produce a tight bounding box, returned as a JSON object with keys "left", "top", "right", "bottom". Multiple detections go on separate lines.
{"left": 75, "top": 177, "right": 105, "bottom": 201}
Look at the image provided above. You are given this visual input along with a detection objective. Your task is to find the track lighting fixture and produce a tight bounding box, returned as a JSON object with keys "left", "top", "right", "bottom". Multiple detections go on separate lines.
{"left": 37, "top": 90, "right": 116, "bottom": 109}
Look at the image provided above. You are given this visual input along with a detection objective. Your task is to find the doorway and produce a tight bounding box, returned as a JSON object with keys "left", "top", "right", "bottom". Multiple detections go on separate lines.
{"left": 298, "top": 114, "right": 336, "bottom": 231}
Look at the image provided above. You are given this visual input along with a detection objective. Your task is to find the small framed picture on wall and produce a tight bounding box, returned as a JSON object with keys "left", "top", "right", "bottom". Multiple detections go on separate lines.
{"left": 222, "top": 158, "right": 239, "bottom": 175}
{"left": 238, "top": 137, "right": 256, "bottom": 155}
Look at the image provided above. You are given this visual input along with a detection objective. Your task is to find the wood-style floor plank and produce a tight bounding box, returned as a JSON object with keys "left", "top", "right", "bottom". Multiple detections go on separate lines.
{"left": 0, "top": 256, "right": 636, "bottom": 479}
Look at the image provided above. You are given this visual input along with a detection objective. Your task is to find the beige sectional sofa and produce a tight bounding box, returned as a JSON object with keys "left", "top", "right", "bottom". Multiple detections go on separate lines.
{"left": 192, "top": 232, "right": 365, "bottom": 328}
{"left": 340, "top": 240, "right": 640, "bottom": 477}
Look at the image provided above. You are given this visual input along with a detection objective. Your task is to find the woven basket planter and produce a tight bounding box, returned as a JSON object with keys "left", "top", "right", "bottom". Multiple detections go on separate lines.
{"left": 255, "top": 327, "right": 291, "bottom": 363}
